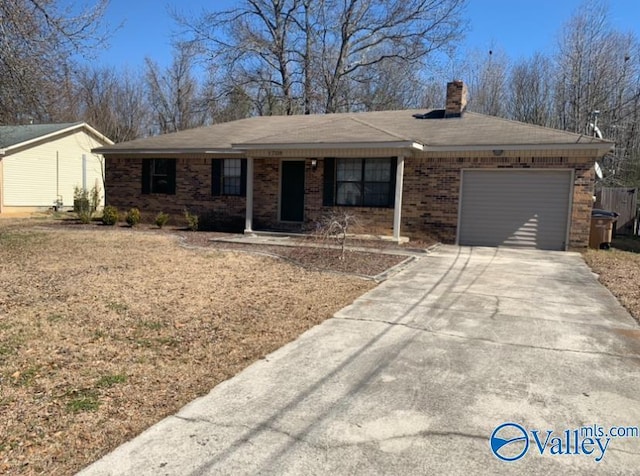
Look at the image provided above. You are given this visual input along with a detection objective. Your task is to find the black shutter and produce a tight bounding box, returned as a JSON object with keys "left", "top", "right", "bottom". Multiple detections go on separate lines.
{"left": 323, "top": 158, "right": 335, "bottom": 206}
{"left": 167, "top": 159, "right": 177, "bottom": 195}
{"left": 141, "top": 159, "right": 151, "bottom": 194}
{"left": 388, "top": 157, "right": 397, "bottom": 208}
{"left": 240, "top": 159, "right": 247, "bottom": 197}
{"left": 212, "top": 159, "right": 221, "bottom": 196}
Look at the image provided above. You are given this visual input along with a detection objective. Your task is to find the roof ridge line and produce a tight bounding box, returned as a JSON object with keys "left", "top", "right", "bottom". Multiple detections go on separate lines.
{"left": 348, "top": 116, "right": 413, "bottom": 141}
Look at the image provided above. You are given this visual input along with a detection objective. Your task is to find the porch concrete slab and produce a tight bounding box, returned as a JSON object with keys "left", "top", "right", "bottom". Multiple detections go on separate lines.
{"left": 79, "top": 245, "right": 640, "bottom": 475}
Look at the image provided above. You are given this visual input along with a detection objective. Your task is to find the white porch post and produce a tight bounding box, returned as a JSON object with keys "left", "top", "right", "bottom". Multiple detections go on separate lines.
{"left": 392, "top": 155, "right": 405, "bottom": 242}
{"left": 244, "top": 157, "right": 254, "bottom": 234}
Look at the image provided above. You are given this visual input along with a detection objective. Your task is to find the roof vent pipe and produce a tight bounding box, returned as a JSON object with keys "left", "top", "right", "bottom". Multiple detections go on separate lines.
{"left": 588, "top": 110, "right": 603, "bottom": 139}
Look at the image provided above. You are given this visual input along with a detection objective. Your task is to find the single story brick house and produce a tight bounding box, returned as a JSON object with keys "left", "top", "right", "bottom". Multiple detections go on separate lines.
{"left": 95, "top": 81, "right": 612, "bottom": 250}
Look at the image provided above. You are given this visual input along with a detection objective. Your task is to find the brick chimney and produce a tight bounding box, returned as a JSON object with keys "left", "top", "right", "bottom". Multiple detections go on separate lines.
{"left": 444, "top": 80, "right": 467, "bottom": 118}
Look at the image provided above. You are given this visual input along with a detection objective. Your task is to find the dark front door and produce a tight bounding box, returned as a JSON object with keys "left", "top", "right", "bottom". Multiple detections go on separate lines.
{"left": 280, "top": 161, "right": 305, "bottom": 222}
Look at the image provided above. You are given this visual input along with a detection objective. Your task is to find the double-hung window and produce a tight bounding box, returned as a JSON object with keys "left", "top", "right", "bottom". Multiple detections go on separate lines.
{"left": 142, "top": 159, "right": 176, "bottom": 194}
{"left": 332, "top": 158, "right": 395, "bottom": 207}
{"left": 212, "top": 159, "right": 247, "bottom": 196}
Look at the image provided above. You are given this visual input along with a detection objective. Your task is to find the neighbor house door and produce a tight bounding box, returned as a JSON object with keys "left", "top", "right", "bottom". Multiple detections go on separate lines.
{"left": 280, "top": 161, "right": 305, "bottom": 222}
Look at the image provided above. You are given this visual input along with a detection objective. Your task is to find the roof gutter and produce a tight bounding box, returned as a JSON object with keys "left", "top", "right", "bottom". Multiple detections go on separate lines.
{"left": 94, "top": 147, "right": 244, "bottom": 155}
{"left": 422, "top": 142, "right": 614, "bottom": 154}
{"left": 232, "top": 141, "right": 424, "bottom": 151}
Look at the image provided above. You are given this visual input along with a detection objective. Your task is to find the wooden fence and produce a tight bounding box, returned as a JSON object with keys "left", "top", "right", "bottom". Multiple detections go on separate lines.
{"left": 595, "top": 187, "right": 638, "bottom": 235}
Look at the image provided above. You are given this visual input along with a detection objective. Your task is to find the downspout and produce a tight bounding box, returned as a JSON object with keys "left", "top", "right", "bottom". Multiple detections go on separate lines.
{"left": 82, "top": 154, "right": 87, "bottom": 191}
{"left": 56, "top": 151, "right": 62, "bottom": 209}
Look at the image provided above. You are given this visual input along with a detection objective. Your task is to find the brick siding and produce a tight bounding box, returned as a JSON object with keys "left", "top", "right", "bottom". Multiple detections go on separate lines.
{"left": 105, "top": 152, "right": 595, "bottom": 247}
{"left": 402, "top": 155, "right": 594, "bottom": 248}
{"left": 105, "top": 156, "right": 245, "bottom": 227}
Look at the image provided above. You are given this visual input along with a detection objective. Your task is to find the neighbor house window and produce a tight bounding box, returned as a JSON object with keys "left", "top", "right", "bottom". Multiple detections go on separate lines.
{"left": 212, "top": 159, "right": 247, "bottom": 196}
{"left": 331, "top": 158, "right": 395, "bottom": 207}
{"left": 142, "top": 159, "right": 176, "bottom": 195}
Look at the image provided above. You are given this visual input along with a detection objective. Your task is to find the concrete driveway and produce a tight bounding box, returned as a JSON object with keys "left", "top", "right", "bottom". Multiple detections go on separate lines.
{"left": 79, "top": 246, "right": 640, "bottom": 475}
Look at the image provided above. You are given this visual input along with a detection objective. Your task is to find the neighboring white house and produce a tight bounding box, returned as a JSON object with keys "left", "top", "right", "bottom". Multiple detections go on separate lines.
{"left": 0, "top": 122, "right": 112, "bottom": 213}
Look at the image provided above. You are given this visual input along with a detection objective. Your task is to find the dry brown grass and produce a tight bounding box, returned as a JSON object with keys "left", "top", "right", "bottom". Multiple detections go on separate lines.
{"left": 583, "top": 248, "right": 640, "bottom": 322}
{"left": 0, "top": 220, "right": 376, "bottom": 475}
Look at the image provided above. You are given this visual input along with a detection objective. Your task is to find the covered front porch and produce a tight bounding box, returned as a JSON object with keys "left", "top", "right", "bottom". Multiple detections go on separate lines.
{"left": 241, "top": 153, "right": 409, "bottom": 242}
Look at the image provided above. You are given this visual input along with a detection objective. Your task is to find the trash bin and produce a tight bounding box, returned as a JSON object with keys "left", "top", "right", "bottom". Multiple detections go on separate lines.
{"left": 589, "top": 209, "right": 619, "bottom": 250}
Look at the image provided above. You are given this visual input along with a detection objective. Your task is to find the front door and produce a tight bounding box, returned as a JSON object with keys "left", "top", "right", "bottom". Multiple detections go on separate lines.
{"left": 280, "top": 161, "right": 305, "bottom": 222}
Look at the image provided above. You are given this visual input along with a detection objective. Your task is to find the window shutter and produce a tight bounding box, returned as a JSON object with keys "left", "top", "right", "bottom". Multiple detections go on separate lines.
{"left": 240, "top": 159, "right": 247, "bottom": 197}
{"left": 167, "top": 159, "right": 177, "bottom": 195}
{"left": 389, "top": 157, "right": 398, "bottom": 208}
{"left": 141, "top": 159, "right": 151, "bottom": 194}
{"left": 212, "top": 160, "right": 221, "bottom": 196}
{"left": 323, "top": 158, "right": 335, "bottom": 206}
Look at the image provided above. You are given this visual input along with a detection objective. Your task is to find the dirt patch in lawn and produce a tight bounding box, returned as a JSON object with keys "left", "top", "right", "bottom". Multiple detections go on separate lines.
{"left": 0, "top": 221, "right": 380, "bottom": 475}
{"left": 583, "top": 248, "right": 640, "bottom": 322}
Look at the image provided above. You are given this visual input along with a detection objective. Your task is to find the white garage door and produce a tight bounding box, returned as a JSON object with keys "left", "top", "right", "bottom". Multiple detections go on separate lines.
{"left": 458, "top": 170, "right": 572, "bottom": 250}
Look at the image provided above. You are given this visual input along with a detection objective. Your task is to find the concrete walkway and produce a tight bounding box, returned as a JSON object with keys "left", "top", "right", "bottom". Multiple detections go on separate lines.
{"left": 79, "top": 246, "right": 640, "bottom": 475}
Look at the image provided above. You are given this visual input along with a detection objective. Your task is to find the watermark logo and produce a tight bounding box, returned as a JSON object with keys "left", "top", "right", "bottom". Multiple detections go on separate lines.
{"left": 490, "top": 422, "right": 529, "bottom": 461}
{"left": 490, "top": 422, "right": 640, "bottom": 463}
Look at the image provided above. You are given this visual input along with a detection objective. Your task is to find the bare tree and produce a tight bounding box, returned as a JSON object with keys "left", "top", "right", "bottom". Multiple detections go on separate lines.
{"left": 175, "top": 0, "right": 304, "bottom": 116}
{"left": 466, "top": 48, "right": 509, "bottom": 116}
{"left": 76, "top": 66, "right": 149, "bottom": 143}
{"left": 0, "top": 0, "right": 109, "bottom": 124}
{"left": 552, "top": 0, "right": 640, "bottom": 187}
{"left": 145, "top": 43, "right": 207, "bottom": 133}
{"left": 316, "top": 0, "right": 467, "bottom": 113}
{"left": 350, "top": 59, "right": 426, "bottom": 111}
{"left": 175, "top": 0, "right": 467, "bottom": 115}
{"left": 508, "top": 53, "right": 555, "bottom": 126}
{"left": 553, "top": 0, "right": 615, "bottom": 133}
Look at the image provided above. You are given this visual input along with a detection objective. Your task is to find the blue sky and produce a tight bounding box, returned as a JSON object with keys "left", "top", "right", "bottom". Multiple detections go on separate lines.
{"left": 94, "top": 0, "right": 640, "bottom": 70}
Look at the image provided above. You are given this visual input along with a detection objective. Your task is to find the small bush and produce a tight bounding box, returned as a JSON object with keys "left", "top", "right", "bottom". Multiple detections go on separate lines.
{"left": 125, "top": 208, "right": 141, "bottom": 227}
{"left": 74, "top": 184, "right": 102, "bottom": 224}
{"left": 315, "top": 210, "right": 358, "bottom": 260}
{"left": 102, "top": 205, "right": 119, "bottom": 226}
{"left": 184, "top": 209, "right": 199, "bottom": 231}
{"left": 155, "top": 212, "right": 170, "bottom": 229}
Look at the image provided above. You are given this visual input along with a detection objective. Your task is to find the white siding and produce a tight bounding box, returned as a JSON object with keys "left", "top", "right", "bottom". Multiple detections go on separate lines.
{"left": 3, "top": 130, "right": 105, "bottom": 208}
{"left": 458, "top": 170, "right": 572, "bottom": 251}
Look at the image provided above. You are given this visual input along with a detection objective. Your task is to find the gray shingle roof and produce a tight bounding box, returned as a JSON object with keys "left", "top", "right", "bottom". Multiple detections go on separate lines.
{"left": 0, "top": 122, "right": 83, "bottom": 149}
{"left": 94, "top": 109, "right": 612, "bottom": 154}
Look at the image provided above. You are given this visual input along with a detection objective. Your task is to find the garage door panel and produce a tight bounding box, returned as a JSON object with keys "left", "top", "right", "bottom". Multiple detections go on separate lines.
{"left": 459, "top": 170, "right": 571, "bottom": 250}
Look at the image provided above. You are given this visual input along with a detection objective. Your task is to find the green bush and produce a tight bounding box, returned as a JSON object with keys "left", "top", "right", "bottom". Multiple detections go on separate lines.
{"left": 101, "top": 206, "right": 119, "bottom": 226}
{"left": 155, "top": 212, "right": 170, "bottom": 229}
{"left": 125, "top": 208, "right": 141, "bottom": 227}
{"left": 184, "top": 209, "right": 198, "bottom": 231}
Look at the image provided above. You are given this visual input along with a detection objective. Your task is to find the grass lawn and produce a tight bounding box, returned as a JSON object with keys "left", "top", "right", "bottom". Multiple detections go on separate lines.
{"left": 0, "top": 219, "right": 377, "bottom": 475}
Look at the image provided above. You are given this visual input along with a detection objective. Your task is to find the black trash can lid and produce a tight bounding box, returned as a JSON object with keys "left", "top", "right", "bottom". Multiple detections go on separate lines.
{"left": 592, "top": 208, "right": 619, "bottom": 218}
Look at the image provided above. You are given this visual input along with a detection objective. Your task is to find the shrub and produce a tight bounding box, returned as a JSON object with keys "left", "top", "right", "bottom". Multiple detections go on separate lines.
{"left": 74, "top": 184, "right": 102, "bottom": 224}
{"left": 155, "top": 212, "right": 170, "bottom": 229}
{"left": 101, "top": 206, "right": 119, "bottom": 226}
{"left": 125, "top": 208, "right": 141, "bottom": 227}
{"left": 184, "top": 209, "right": 199, "bottom": 231}
{"left": 315, "top": 210, "right": 358, "bottom": 260}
